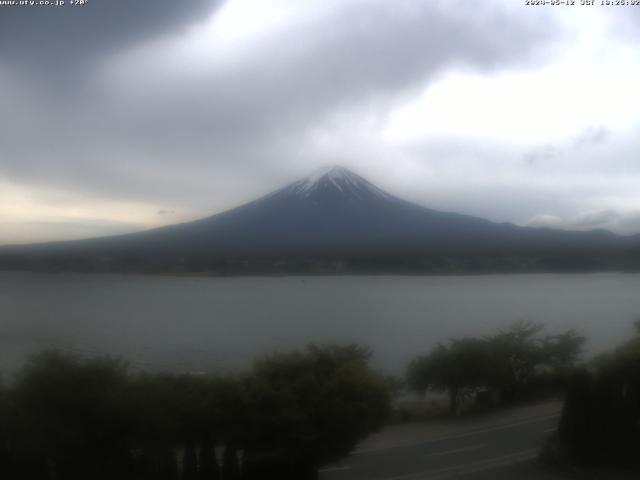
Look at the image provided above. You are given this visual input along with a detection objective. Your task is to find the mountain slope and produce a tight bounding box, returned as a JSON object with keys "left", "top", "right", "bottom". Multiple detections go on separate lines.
{"left": 1, "top": 166, "right": 638, "bottom": 273}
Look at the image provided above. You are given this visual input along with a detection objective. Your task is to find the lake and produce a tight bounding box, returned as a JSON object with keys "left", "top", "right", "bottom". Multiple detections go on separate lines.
{"left": 1, "top": 272, "right": 639, "bottom": 375}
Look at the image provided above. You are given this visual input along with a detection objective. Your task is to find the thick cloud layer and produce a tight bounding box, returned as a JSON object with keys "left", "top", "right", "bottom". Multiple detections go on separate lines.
{"left": 1, "top": 0, "right": 639, "bottom": 243}
{"left": 0, "top": 0, "right": 221, "bottom": 75}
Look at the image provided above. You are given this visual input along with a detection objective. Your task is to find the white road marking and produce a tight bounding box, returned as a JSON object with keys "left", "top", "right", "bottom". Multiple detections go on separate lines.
{"left": 319, "top": 466, "right": 351, "bottom": 473}
{"left": 454, "top": 449, "right": 539, "bottom": 478}
{"left": 422, "top": 443, "right": 487, "bottom": 458}
{"left": 544, "top": 427, "right": 557, "bottom": 433}
{"left": 355, "top": 412, "right": 559, "bottom": 456}
{"left": 417, "top": 414, "right": 559, "bottom": 444}
{"left": 381, "top": 448, "right": 539, "bottom": 480}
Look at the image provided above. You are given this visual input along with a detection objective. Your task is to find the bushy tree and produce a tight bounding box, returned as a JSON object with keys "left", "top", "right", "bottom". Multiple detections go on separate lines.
{"left": 541, "top": 329, "right": 586, "bottom": 372}
{"left": 489, "top": 322, "right": 585, "bottom": 401}
{"left": 408, "top": 338, "right": 492, "bottom": 415}
{"left": 408, "top": 321, "right": 585, "bottom": 412}
{"left": 10, "top": 350, "right": 131, "bottom": 480}
{"left": 488, "top": 321, "right": 546, "bottom": 401}
{"left": 242, "top": 344, "right": 390, "bottom": 480}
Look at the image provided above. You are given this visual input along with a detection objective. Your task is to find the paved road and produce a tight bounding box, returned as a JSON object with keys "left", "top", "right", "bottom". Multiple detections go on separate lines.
{"left": 319, "top": 406, "right": 562, "bottom": 480}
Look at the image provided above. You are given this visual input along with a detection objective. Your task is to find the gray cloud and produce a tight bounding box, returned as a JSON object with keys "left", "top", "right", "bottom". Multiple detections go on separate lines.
{"left": 523, "top": 126, "right": 610, "bottom": 166}
{"left": 0, "top": 0, "right": 559, "bottom": 218}
{"left": 20, "top": 1, "right": 640, "bottom": 242}
{"left": 526, "top": 209, "right": 640, "bottom": 236}
{"left": 525, "top": 214, "right": 565, "bottom": 230}
{"left": 524, "top": 144, "right": 564, "bottom": 165}
{"left": 0, "top": 0, "right": 223, "bottom": 80}
{"left": 5, "top": 1, "right": 640, "bottom": 241}
{"left": 572, "top": 209, "right": 619, "bottom": 229}
{"left": 573, "top": 126, "right": 610, "bottom": 149}
{"left": 570, "top": 209, "right": 640, "bottom": 235}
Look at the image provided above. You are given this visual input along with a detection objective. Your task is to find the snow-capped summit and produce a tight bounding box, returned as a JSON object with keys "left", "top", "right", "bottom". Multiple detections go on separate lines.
{"left": 278, "top": 165, "right": 391, "bottom": 201}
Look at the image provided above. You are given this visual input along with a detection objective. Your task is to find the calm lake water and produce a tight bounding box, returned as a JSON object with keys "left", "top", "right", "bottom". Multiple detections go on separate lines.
{"left": 1, "top": 272, "right": 639, "bottom": 374}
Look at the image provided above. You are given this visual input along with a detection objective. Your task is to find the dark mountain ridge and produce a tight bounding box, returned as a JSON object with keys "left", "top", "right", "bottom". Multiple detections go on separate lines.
{"left": 1, "top": 166, "right": 639, "bottom": 274}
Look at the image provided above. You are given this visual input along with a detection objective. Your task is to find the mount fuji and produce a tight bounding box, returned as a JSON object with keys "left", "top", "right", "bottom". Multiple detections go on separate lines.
{"left": 1, "top": 166, "right": 638, "bottom": 273}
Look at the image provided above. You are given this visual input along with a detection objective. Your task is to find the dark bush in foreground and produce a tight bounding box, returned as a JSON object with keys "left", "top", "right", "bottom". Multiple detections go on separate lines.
{"left": 0, "top": 345, "right": 390, "bottom": 480}
{"left": 559, "top": 325, "right": 640, "bottom": 468}
{"left": 242, "top": 345, "right": 390, "bottom": 479}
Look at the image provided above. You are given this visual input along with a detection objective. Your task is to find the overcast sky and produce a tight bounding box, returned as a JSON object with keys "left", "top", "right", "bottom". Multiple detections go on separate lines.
{"left": 1, "top": 0, "right": 640, "bottom": 244}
